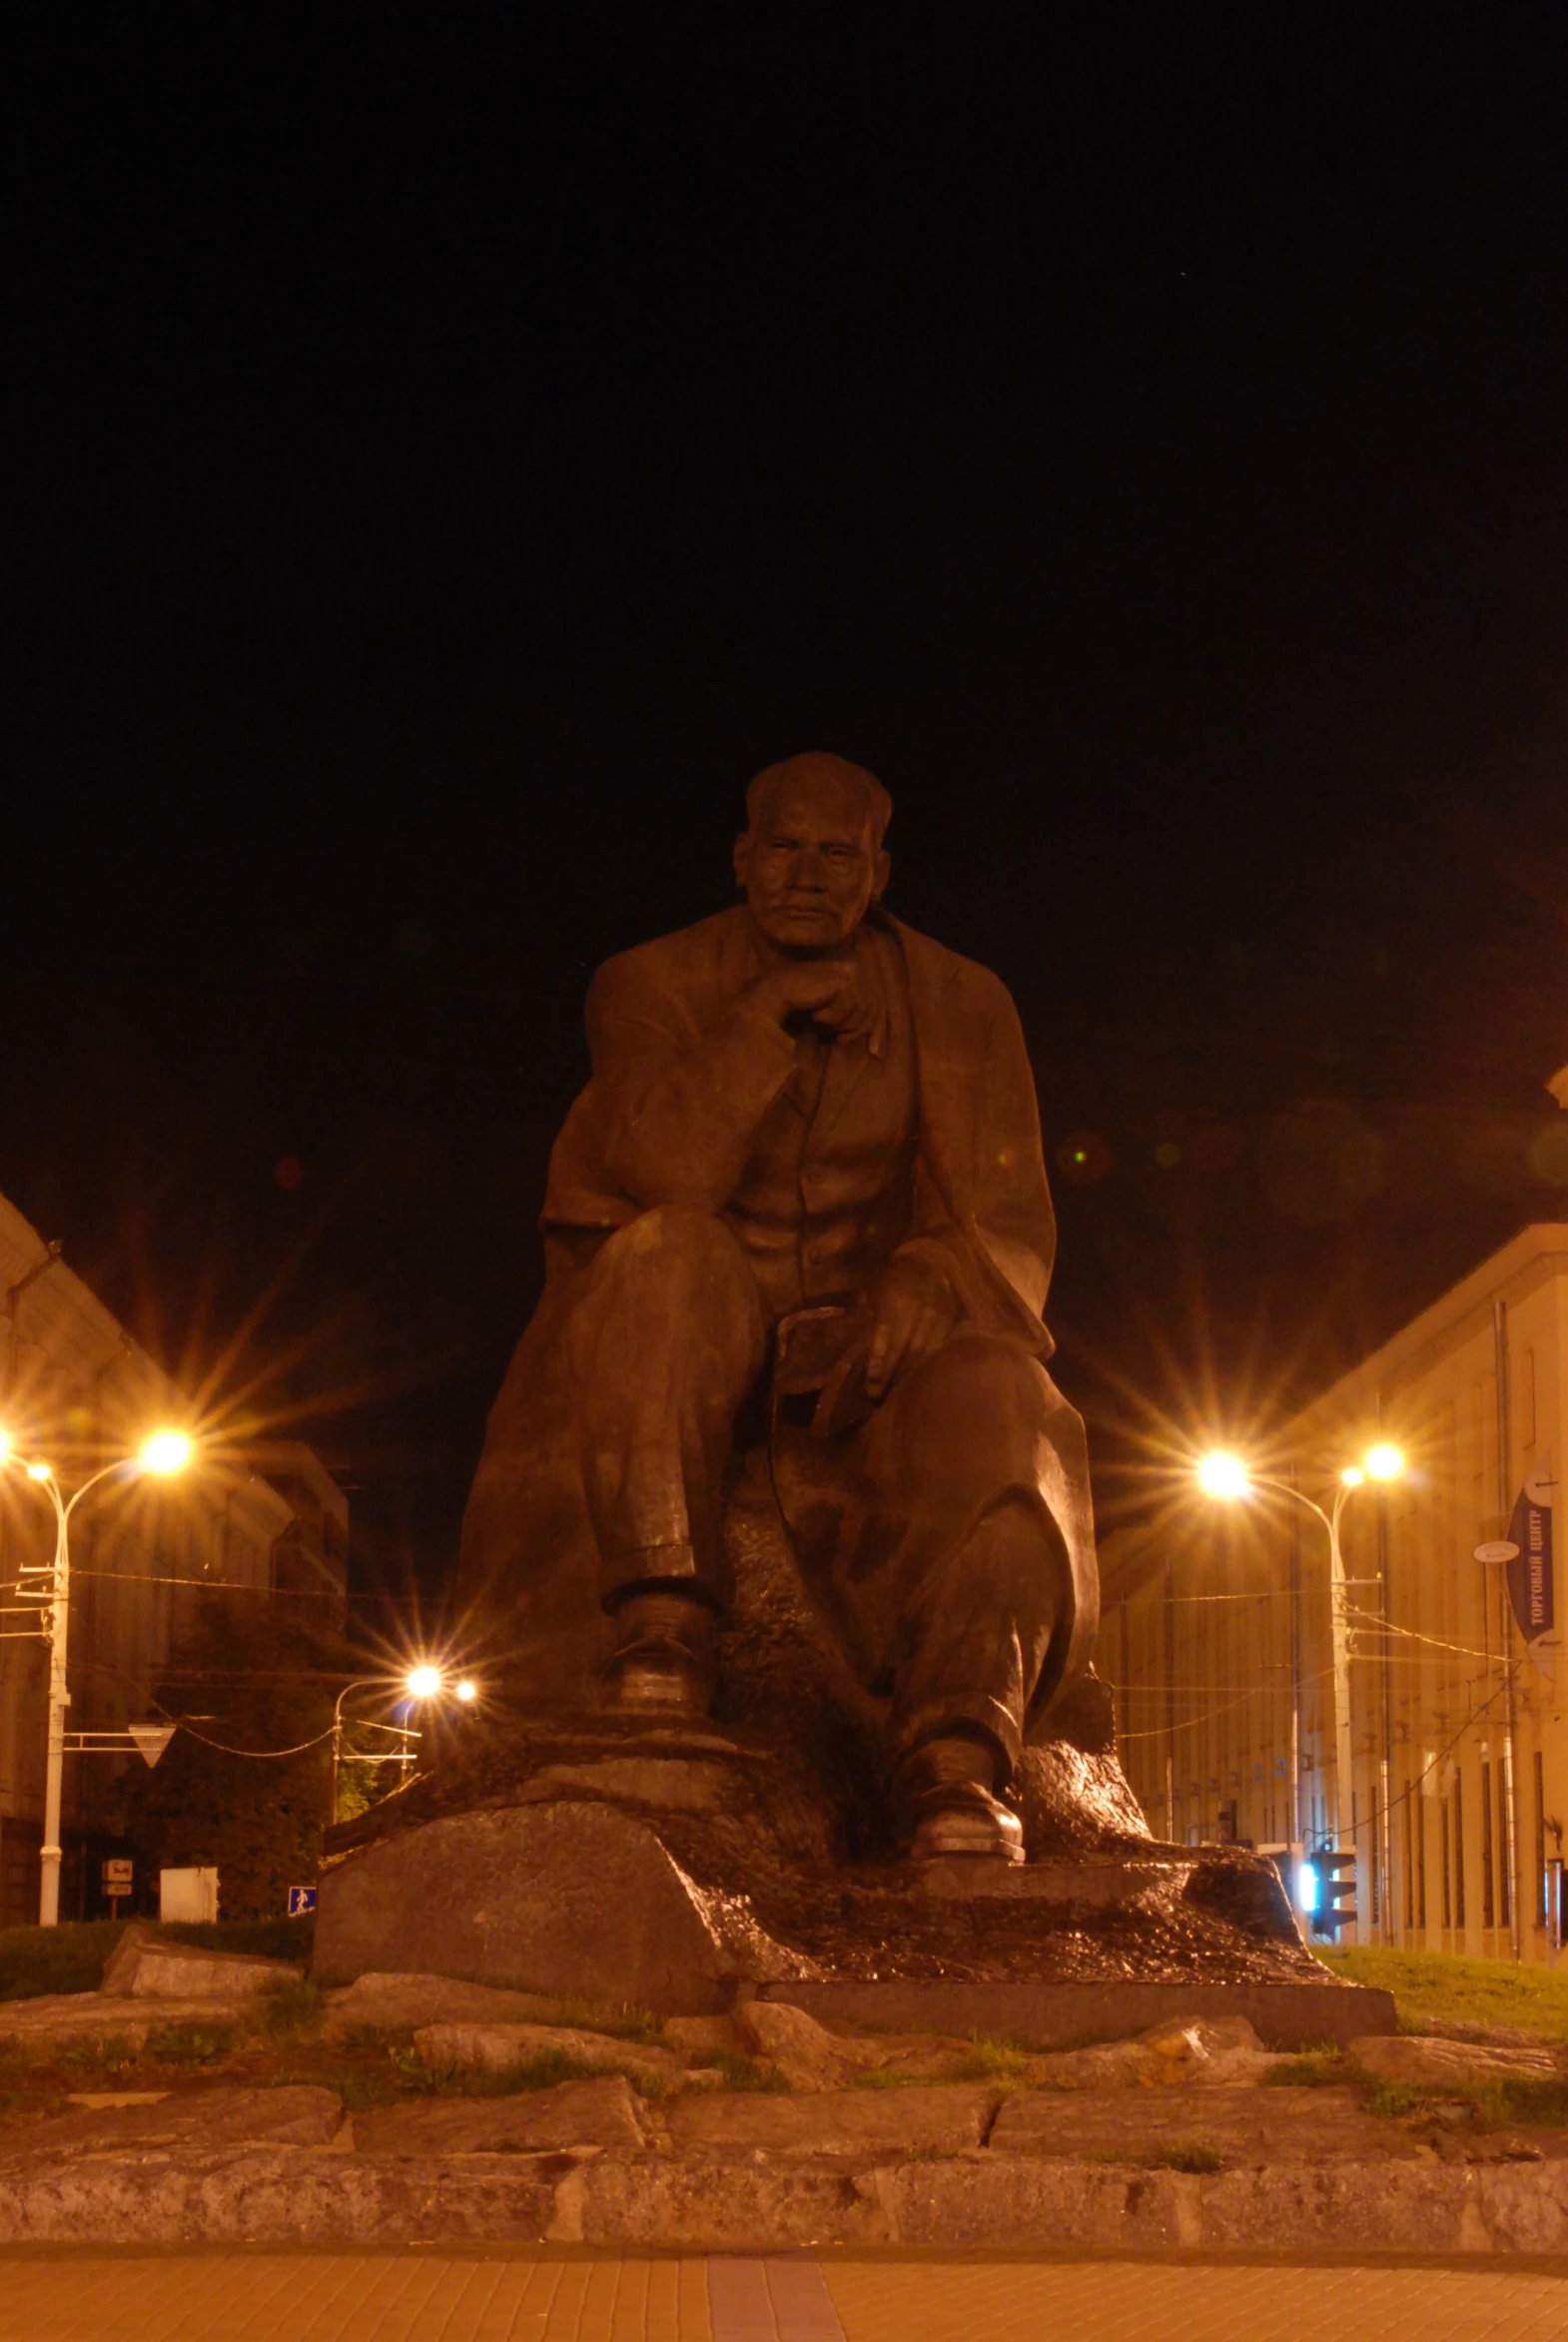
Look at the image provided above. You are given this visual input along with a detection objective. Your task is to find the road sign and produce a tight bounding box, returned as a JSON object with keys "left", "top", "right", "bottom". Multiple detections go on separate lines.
{"left": 102, "top": 1860, "right": 132, "bottom": 1889}
{"left": 129, "top": 1724, "right": 175, "bottom": 1768}
{"left": 288, "top": 1886, "right": 318, "bottom": 1918}
{"left": 1475, "top": 1540, "right": 1521, "bottom": 1566}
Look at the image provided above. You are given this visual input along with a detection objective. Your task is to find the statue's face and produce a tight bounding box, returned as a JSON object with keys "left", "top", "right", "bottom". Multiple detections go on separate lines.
{"left": 734, "top": 773, "right": 890, "bottom": 954}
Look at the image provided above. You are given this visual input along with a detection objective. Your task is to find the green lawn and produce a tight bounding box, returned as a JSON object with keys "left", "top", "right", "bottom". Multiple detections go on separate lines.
{"left": 1317, "top": 1944, "right": 1568, "bottom": 2038}
{"left": 0, "top": 1917, "right": 314, "bottom": 2002}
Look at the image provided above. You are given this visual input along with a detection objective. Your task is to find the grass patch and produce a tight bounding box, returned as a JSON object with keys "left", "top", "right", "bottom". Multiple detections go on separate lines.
{"left": 143, "top": 2019, "right": 240, "bottom": 2067}
{"left": 51, "top": 2034, "right": 142, "bottom": 2083}
{"left": 706, "top": 2050, "right": 790, "bottom": 2093}
{"left": 164, "top": 1917, "right": 315, "bottom": 1962}
{"left": 1315, "top": 1945, "right": 1568, "bottom": 2040}
{"left": 1465, "top": 2074, "right": 1568, "bottom": 2129}
{"left": 260, "top": 1979, "right": 321, "bottom": 2039}
{"left": 0, "top": 1922, "right": 127, "bottom": 2001}
{"left": 1264, "top": 2046, "right": 1357, "bottom": 2088}
{"left": 1161, "top": 2141, "right": 1223, "bottom": 2174}
{"left": 1362, "top": 2079, "right": 1424, "bottom": 2120}
{"left": 953, "top": 2033, "right": 1031, "bottom": 2087}
{"left": 410, "top": 2043, "right": 672, "bottom": 2098}
{"left": 335, "top": 2021, "right": 398, "bottom": 2054}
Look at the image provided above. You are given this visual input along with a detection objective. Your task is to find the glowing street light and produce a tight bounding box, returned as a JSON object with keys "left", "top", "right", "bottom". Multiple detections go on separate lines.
{"left": 0, "top": 1427, "right": 197, "bottom": 1925}
{"left": 141, "top": 1429, "right": 194, "bottom": 1476}
{"left": 1196, "top": 1451, "right": 1251, "bottom": 1501}
{"left": 1195, "top": 1438, "right": 1406, "bottom": 1925}
{"left": 328, "top": 1663, "right": 480, "bottom": 1823}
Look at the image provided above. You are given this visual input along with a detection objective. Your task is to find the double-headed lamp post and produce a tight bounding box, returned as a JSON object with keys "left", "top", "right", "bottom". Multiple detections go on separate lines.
{"left": 0, "top": 1426, "right": 194, "bottom": 1926}
{"left": 1196, "top": 1442, "right": 1405, "bottom": 1875}
{"left": 329, "top": 1665, "right": 477, "bottom": 1825}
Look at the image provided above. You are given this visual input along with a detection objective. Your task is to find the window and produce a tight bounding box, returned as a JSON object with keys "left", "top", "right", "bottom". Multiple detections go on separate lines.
{"left": 1537, "top": 1751, "right": 1548, "bottom": 1930}
{"left": 1454, "top": 1773, "right": 1467, "bottom": 1930}
{"left": 1481, "top": 1762, "right": 1495, "bottom": 1928}
{"left": 1441, "top": 1800, "right": 1452, "bottom": 1929}
{"left": 1499, "top": 1760, "right": 1512, "bottom": 1930}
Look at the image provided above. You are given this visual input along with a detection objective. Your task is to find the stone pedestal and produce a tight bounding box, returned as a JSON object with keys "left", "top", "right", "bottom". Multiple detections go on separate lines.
{"left": 313, "top": 1798, "right": 816, "bottom": 2012}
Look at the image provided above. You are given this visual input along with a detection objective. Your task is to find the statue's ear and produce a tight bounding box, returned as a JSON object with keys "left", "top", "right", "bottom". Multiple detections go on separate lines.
{"left": 732, "top": 831, "right": 752, "bottom": 891}
{"left": 871, "top": 848, "right": 892, "bottom": 903}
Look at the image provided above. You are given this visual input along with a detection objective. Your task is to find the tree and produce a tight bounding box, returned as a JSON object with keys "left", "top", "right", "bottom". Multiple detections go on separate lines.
{"left": 111, "top": 1595, "right": 353, "bottom": 1922}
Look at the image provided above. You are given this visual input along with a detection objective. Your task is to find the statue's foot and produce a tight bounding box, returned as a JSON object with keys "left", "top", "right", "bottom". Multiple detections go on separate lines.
{"left": 897, "top": 1728, "right": 1026, "bottom": 1864}
{"left": 907, "top": 1784, "right": 1026, "bottom": 1864}
{"left": 602, "top": 1590, "right": 716, "bottom": 1715}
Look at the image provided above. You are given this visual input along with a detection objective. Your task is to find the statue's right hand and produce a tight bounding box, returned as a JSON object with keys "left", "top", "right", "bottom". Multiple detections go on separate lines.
{"left": 751, "top": 960, "right": 884, "bottom": 1050}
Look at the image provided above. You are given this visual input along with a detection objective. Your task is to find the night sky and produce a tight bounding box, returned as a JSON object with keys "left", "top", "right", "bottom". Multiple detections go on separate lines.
{"left": 8, "top": 16, "right": 1568, "bottom": 1614}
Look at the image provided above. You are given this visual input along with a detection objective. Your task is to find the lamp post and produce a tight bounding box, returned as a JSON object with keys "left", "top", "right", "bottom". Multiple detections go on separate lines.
{"left": 0, "top": 1426, "right": 194, "bottom": 1926}
{"left": 1197, "top": 1441, "right": 1405, "bottom": 1922}
{"left": 329, "top": 1665, "right": 476, "bottom": 1825}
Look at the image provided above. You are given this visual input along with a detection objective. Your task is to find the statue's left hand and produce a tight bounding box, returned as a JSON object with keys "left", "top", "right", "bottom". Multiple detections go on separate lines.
{"left": 862, "top": 1256, "right": 960, "bottom": 1403}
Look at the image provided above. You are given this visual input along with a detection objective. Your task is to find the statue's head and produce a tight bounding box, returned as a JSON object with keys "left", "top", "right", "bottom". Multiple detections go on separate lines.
{"left": 733, "top": 751, "right": 892, "bottom": 954}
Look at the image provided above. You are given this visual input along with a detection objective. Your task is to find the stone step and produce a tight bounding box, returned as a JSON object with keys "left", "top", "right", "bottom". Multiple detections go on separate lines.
{"left": 765, "top": 1975, "right": 1396, "bottom": 2050}
{"left": 0, "top": 2138, "right": 1563, "bottom": 2252}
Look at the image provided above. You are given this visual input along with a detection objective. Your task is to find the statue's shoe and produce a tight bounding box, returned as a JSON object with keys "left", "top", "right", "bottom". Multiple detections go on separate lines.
{"left": 906, "top": 1784, "right": 1026, "bottom": 1865}
{"left": 602, "top": 1633, "right": 712, "bottom": 1714}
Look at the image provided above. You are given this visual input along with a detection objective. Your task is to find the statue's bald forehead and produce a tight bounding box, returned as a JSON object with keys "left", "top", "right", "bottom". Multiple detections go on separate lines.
{"left": 745, "top": 753, "right": 892, "bottom": 847}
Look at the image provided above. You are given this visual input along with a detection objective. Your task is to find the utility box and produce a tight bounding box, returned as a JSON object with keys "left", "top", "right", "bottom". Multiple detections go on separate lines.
{"left": 159, "top": 1867, "right": 218, "bottom": 1924}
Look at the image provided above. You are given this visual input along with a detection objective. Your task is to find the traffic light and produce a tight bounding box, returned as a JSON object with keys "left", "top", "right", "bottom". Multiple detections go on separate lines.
{"left": 1307, "top": 1848, "right": 1357, "bottom": 1934}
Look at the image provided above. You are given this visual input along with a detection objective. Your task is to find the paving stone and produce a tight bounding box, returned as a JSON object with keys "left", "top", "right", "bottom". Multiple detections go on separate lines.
{"left": 0, "top": 2085, "right": 345, "bottom": 2157}
{"left": 1198, "top": 2159, "right": 1481, "bottom": 2252}
{"left": 0, "top": 2147, "right": 561, "bottom": 2246}
{"left": 414, "top": 2019, "right": 680, "bottom": 2087}
{"left": 100, "top": 1923, "right": 303, "bottom": 2001}
{"left": 573, "top": 2155, "right": 886, "bottom": 2249}
{"left": 354, "top": 2074, "right": 652, "bottom": 2155}
{"left": 664, "top": 2013, "right": 743, "bottom": 2057}
{"left": 665, "top": 2084, "right": 994, "bottom": 2157}
{"left": 1476, "top": 2155, "right": 1568, "bottom": 2253}
{"left": 733, "top": 2001, "right": 882, "bottom": 2091}
{"left": 1025, "top": 2013, "right": 1284, "bottom": 2089}
{"left": 1350, "top": 2032, "right": 1561, "bottom": 2085}
{"left": 823, "top": 2258, "right": 1568, "bottom": 2341}
{"left": 13, "top": 2251, "right": 1568, "bottom": 2340}
{"left": 322, "top": 1969, "right": 594, "bottom": 2035}
{"left": 884, "top": 2154, "right": 1194, "bottom": 2248}
{"left": 0, "top": 1992, "right": 258, "bottom": 2046}
{"left": 990, "top": 2082, "right": 1418, "bottom": 2163}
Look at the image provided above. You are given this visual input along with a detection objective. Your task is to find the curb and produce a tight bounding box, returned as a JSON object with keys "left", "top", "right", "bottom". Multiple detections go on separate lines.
{"left": 2, "top": 2146, "right": 1566, "bottom": 2254}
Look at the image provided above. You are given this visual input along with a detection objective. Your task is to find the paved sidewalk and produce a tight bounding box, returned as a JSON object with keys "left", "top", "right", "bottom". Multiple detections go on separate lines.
{"left": 10, "top": 2252, "right": 1568, "bottom": 2340}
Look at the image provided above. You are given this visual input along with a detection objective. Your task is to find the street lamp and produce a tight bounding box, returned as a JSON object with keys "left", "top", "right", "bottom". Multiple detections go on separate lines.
{"left": 1196, "top": 1442, "right": 1405, "bottom": 1897}
{"left": 328, "top": 1664, "right": 478, "bottom": 1824}
{"left": 0, "top": 1426, "right": 196, "bottom": 1926}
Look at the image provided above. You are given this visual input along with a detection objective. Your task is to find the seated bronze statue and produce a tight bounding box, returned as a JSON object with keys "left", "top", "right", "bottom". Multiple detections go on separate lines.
{"left": 458, "top": 752, "right": 1099, "bottom": 1863}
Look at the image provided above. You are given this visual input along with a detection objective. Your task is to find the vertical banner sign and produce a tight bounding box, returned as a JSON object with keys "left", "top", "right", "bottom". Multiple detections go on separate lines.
{"left": 1506, "top": 1464, "right": 1556, "bottom": 1681}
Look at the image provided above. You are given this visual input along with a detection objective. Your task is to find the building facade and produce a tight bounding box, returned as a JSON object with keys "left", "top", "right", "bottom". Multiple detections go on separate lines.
{"left": 1100, "top": 1221, "right": 1568, "bottom": 1959}
{"left": 0, "top": 1192, "right": 348, "bottom": 1925}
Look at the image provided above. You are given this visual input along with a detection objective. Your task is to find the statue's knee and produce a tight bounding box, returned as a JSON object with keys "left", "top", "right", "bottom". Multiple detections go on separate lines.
{"left": 907, "top": 1334, "right": 1048, "bottom": 1437}
{"left": 598, "top": 1204, "right": 748, "bottom": 1293}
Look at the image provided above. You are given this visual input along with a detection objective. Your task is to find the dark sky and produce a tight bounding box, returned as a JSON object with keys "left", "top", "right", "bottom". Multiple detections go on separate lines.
{"left": 7, "top": 14, "right": 1568, "bottom": 1608}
